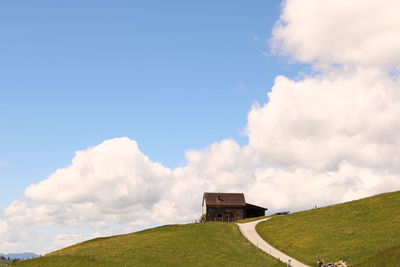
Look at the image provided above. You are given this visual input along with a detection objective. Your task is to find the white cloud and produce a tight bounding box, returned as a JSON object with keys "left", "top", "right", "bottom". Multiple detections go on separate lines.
{"left": 272, "top": 0, "right": 400, "bottom": 68}
{"left": 0, "top": 221, "right": 45, "bottom": 253}
{"left": 25, "top": 138, "right": 172, "bottom": 207}
{"left": 247, "top": 67, "right": 400, "bottom": 171}
{"left": 249, "top": 162, "right": 398, "bottom": 211}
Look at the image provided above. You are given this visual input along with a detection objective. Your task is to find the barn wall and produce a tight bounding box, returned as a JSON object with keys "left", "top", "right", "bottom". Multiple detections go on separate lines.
{"left": 245, "top": 208, "right": 265, "bottom": 218}
{"left": 206, "top": 206, "right": 244, "bottom": 222}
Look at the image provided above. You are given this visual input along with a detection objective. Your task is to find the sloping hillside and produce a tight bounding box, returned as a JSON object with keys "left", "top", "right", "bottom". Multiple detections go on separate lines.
{"left": 256, "top": 191, "right": 400, "bottom": 266}
{"left": 15, "top": 222, "right": 284, "bottom": 267}
{"left": 353, "top": 245, "right": 400, "bottom": 267}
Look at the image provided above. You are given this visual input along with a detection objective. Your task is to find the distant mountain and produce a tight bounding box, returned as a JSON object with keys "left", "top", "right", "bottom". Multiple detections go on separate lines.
{"left": 0, "top": 252, "right": 39, "bottom": 260}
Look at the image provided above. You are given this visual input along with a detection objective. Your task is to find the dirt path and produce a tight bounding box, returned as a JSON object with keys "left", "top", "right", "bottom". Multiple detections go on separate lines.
{"left": 237, "top": 218, "right": 311, "bottom": 267}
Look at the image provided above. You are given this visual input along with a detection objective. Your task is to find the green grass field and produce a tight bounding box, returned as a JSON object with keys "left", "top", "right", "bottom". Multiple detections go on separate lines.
{"left": 14, "top": 222, "right": 284, "bottom": 267}
{"left": 236, "top": 215, "right": 268, "bottom": 223}
{"left": 1, "top": 258, "right": 14, "bottom": 267}
{"left": 256, "top": 191, "right": 400, "bottom": 266}
{"left": 353, "top": 246, "right": 400, "bottom": 267}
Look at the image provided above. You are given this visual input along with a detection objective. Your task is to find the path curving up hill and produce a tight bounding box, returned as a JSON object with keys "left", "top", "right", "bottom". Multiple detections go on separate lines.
{"left": 237, "top": 218, "right": 310, "bottom": 267}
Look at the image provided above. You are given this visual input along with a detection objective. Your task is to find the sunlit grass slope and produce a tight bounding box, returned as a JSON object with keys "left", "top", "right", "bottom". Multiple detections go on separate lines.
{"left": 15, "top": 222, "right": 284, "bottom": 267}
{"left": 256, "top": 191, "right": 400, "bottom": 266}
{"left": 236, "top": 215, "right": 268, "bottom": 223}
{"left": 353, "top": 246, "right": 400, "bottom": 267}
{"left": 1, "top": 258, "right": 14, "bottom": 266}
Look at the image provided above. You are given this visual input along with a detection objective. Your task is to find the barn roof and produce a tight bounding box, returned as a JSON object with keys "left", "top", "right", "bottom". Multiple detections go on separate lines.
{"left": 245, "top": 202, "right": 268, "bottom": 211}
{"left": 203, "top": 192, "right": 246, "bottom": 207}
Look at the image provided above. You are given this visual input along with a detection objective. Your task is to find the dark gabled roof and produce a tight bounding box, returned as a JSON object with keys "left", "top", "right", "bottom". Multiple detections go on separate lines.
{"left": 245, "top": 202, "right": 268, "bottom": 211}
{"left": 203, "top": 192, "right": 246, "bottom": 207}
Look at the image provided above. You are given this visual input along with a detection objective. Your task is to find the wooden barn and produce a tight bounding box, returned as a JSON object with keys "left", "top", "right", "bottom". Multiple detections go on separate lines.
{"left": 202, "top": 192, "right": 267, "bottom": 222}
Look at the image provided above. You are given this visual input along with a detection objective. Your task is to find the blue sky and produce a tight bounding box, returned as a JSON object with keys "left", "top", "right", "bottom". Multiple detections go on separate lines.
{"left": 0, "top": 0, "right": 301, "bottom": 209}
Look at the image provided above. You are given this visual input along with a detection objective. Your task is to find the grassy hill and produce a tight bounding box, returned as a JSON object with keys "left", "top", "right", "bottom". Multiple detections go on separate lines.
{"left": 236, "top": 215, "right": 268, "bottom": 223}
{"left": 14, "top": 222, "right": 284, "bottom": 267}
{"left": 1, "top": 258, "right": 14, "bottom": 267}
{"left": 353, "top": 245, "right": 400, "bottom": 267}
{"left": 256, "top": 191, "right": 400, "bottom": 266}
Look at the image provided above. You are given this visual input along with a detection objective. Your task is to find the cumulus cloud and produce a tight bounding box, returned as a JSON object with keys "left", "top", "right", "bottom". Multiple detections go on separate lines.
{"left": 1, "top": 0, "right": 400, "bottom": 254}
{"left": 4, "top": 138, "right": 175, "bottom": 228}
{"left": 25, "top": 138, "right": 172, "bottom": 207}
{"left": 0, "top": 221, "right": 45, "bottom": 253}
{"left": 247, "top": 67, "right": 400, "bottom": 171}
{"left": 272, "top": 0, "right": 400, "bottom": 68}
